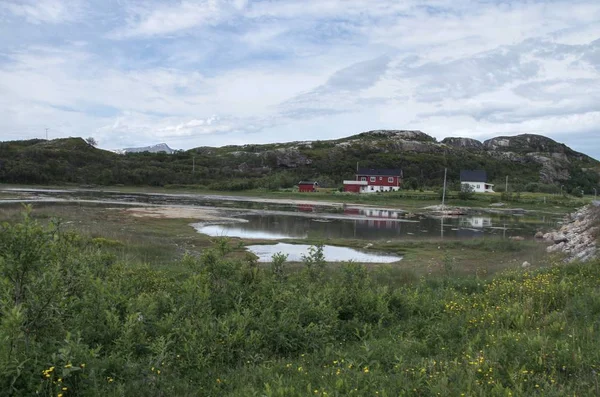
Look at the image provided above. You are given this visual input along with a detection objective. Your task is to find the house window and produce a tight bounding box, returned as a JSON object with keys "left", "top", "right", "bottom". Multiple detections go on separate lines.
{"left": 379, "top": 177, "right": 382, "bottom": 180}
{"left": 370, "top": 177, "right": 376, "bottom": 182}
{"left": 361, "top": 177, "right": 366, "bottom": 181}
{"left": 388, "top": 177, "right": 394, "bottom": 183}
{"left": 477, "top": 184, "right": 480, "bottom": 189}
{"left": 370, "top": 186, "right": 374, "bottom": 191}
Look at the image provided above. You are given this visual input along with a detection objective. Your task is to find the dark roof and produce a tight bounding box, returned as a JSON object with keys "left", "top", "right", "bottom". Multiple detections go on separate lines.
{"left": 460, "top": 170, "right": 488, "bottom": 182}
{"left": 298, "top": 181, "right": 318, "bottom": 185}
{"left": 357, "top": 168, "right": 402, "bottom": 177}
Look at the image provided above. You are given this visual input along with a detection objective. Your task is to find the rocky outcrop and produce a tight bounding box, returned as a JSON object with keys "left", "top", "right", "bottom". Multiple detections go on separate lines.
{"left": 442, "top": 137, "right": 484, "bottom": 150}
{"left": 483, "top": 134, "right": 573, "bottom": 154}
{"left": 273, "top": 148, "right": 312, "bottom": 168}
{"left": 527, "top": 153, "right": 571, "bottom": 183}
{"left": 543, "top": 203, "right": 599, "bottom": 262}
{"left": 356, "top": 130, "right": 437, "bottom": 142}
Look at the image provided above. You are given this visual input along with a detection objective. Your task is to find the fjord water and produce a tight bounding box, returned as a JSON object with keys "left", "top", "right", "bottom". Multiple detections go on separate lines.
{"left": 193, "top": 212, "right": 558, "bottom": 241}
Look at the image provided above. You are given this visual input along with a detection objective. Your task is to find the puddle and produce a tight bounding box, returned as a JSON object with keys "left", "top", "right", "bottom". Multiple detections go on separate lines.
{"left": 195, "top": 223, "right": 304, "bottom": 239}
{"left": 246, "top": 243, "right": 402, "bottom": 263}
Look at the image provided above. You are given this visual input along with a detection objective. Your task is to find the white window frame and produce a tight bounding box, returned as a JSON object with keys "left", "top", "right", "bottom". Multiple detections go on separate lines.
{"left": 370, "top": 176, "right": 376, "bottom": 182}
{"left": 388, "top": 177, "right": 394, "bottom": 183}
{"left": 361, "top": 176, "right": 367, "bottom": 181}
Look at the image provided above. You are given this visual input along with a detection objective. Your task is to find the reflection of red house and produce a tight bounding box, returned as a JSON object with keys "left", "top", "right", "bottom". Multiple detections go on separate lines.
{"left": 344, "top": 207, "right": 402, "bottom": 228}
{"left": 297, "top": 204, "right": 315, "bottom": 212}
{"left": 298, "top": 181, "right": 319, "bottom": 192}
{"left": 343, "top": 168, "right": 403, "bottom": 193}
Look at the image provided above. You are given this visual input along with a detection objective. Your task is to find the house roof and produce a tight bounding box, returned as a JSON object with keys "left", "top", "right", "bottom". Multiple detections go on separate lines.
{"left": 460, "top": 170, "right": 488, "bottom": 182}
{"left": 298, "top": 181, "right": 318, "bottom": 185}
{"left": 357, "top": 168, "right": 402, "bottom": 176}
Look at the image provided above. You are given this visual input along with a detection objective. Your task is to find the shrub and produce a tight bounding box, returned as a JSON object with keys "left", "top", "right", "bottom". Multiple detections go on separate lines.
{"left": 457, "top": 183, "right": 475, "bottom": 200}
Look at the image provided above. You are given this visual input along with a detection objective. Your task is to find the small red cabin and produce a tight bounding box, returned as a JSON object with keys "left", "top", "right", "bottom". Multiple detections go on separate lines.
{"left": 298, "top": 181, "right": 319, "bottom": 192}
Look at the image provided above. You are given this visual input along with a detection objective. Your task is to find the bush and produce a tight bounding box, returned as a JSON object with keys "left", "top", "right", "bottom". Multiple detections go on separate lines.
{"left": 457, "top": 183, "right": 475, "bottom": 200}
{"left": 2, "top": 211, "right": 600, "bottom": 395}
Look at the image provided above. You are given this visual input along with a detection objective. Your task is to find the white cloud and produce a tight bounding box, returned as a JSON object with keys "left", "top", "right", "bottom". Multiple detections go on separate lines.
{"left": 112, "top": 0, "right": 243, "bottom": 38}
{"left": 0, "top": 0, "right": 600, "bottom": 159}
{"left": 0, "top": 0, "right": 82, "bottom": 24}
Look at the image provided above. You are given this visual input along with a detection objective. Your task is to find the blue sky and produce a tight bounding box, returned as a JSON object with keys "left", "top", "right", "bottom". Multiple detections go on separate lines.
{"left": 0, "top": 0, "right": 599, "bottom": 159}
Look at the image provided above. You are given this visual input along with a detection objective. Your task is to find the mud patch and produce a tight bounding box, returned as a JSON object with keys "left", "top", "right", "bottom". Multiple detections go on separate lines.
{"left": 122, "top": 206, "right": 244, "bottom": 223}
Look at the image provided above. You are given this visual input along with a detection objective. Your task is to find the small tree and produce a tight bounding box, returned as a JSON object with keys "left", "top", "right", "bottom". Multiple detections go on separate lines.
{"left": 458, "top": 183, "right": 475, "bottom": 200}
{"left": 85, "top": 137, "right": 98, "bottom": 147}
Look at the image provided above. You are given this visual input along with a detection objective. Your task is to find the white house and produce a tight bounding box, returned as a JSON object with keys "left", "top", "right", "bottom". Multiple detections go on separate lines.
{"left": 460, "top": 170, "right": 494, "bottom": 193}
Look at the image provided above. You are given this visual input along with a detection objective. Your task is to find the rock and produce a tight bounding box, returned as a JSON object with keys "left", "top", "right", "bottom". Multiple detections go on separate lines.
{"left": 534, "top": 231, "right": 544, "bottom": 239}
{"left": 441, "top": 137, "right": 484, "bottom": 150}
{"left": 510, "top": 236, "right": 525, "bottom": 241}
{"left": 273, "top": 148, "right": 312, "bottom": 168}
{"left": 490, "top": 203, "right": 506, "bottom": 207}
{"left": 543, "top": 204, "right": 599, "bottom": 262}
{"left": 522, "top": 261, "right": 531, "bottom": 268}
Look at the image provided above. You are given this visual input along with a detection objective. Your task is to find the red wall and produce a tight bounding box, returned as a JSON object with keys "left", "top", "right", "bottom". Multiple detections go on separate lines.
{"left": 299, "top": 184, "right": 316, "bottom": 192}
{"left": 356, "top": 175, "right": 400, "bottom": 186}
{"left": 344, "top": 184, "right": 361, "bottom": 193}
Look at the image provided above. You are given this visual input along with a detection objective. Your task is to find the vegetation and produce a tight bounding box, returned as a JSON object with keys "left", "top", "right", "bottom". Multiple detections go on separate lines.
{"left": 1, "top": 210, "right": 600, "bottom": 396}
{"left": 0, "top": 134, "right": 598, "bottom": 194}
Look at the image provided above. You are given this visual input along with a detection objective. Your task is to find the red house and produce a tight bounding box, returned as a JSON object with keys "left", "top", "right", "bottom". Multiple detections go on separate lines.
{"left": 343, "top": 168, "right": 403, "bottom": 193}
{"left": 298, "top": 181, "right": 319, "bottom": 192}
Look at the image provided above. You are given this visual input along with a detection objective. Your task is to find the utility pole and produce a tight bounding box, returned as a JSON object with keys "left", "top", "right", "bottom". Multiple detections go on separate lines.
{"left": 594, "top": 188, "right": 597, "bottom": 200}
{"left": 442, "top": 167, "right": 447, "bottom": 209}
{"left": 506, "top": 175, "right": 509, "bottom": 193}
{"left": 45, "top": 128, "right": 49, "bottom": 140}
{"left": 192, "top": 156, "right": 195, "bottom": 174}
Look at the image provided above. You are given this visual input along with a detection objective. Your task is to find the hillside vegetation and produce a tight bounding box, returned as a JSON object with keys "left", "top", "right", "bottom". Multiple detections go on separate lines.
{"left": 0, "top": 131, "right": 598, "bottom": 194}
{"left": 1, "top": 211, "right": 600, "bottom": 396}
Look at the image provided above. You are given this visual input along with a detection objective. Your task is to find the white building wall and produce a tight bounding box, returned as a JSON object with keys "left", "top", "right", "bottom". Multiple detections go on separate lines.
{"left": 462, "top": 182, "right": 493, "bottom": 193}
{"left": 360, "top": 185, "right": 400, "bottom": 193}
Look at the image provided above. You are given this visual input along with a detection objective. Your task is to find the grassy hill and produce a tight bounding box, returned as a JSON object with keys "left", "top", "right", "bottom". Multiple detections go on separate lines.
{"left": 0, "top": 131, "right": 598, "bottom": 194}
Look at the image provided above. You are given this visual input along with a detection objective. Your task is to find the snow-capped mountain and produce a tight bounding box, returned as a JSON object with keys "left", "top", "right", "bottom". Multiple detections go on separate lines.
{"left": 115, "top": 143, "right": 176, "bottom": 154}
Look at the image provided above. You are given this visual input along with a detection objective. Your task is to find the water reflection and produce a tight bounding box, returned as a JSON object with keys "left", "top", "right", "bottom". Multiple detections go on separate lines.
{"left": 195, "top": 210, "right": 553, "bottom": 241}
{"left": 246, "top": 243, "right": 402, "bottom": 263}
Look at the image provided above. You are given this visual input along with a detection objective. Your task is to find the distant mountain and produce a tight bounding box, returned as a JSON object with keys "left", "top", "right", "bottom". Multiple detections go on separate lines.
{"left": 0, "top": 133, "right": 598, "bottom": 194}
{"left": 116, "top": 143, "right": 175, "bottom": 154}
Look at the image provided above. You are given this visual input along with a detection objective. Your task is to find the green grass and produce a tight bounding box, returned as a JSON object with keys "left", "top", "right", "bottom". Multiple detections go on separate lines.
{"left": 1, "top": 183, "right": 590, "bottom": 214}
{"left": 1, "top": 212, "right": 599, "bottom": 396}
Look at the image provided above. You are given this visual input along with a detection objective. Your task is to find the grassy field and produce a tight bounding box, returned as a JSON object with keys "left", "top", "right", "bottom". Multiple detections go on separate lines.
{"left": 0, "top": 183, "right": 593, "bottom": 213}
{"left": 0, "top": 210, "right": 599, "bottom": 396}
{"left": 0, "top": 202, "right": 556, "bottom": 279}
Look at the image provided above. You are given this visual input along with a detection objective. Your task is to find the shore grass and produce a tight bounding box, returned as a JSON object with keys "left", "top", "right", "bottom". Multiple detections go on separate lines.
{"left": 0, "top": 183, "right": 590, "bottom": 213}
{"left": 0, "top": 201, "right": 559, "bottom": 278}
{"left": 1, "top": 210, "right": 599, "bottom": 396}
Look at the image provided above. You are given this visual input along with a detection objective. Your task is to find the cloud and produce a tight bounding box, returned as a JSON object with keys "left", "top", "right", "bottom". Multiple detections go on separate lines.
{"left": 0, "top": 0, "right": 600, "bottom": 160}
{"left": 0, "top": 0, "right": 82, "bottom": 24}
{"left": 111, "top": 0, "right": 246, "bottom": 38}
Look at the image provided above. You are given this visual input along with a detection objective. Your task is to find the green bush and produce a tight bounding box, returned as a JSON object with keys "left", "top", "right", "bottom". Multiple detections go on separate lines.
{"left": 1, "top": 212, "right": 600, "bottom": 395}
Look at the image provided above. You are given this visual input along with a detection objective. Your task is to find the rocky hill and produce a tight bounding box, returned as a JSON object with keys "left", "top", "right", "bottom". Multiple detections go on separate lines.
{"left": 0, "top": 131, "right": 598, "bottom": 192}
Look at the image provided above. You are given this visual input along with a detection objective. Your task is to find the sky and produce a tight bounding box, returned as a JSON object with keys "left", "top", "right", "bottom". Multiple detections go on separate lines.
{"left": 0, "top": 0, "right": 599, "bottom": 159}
